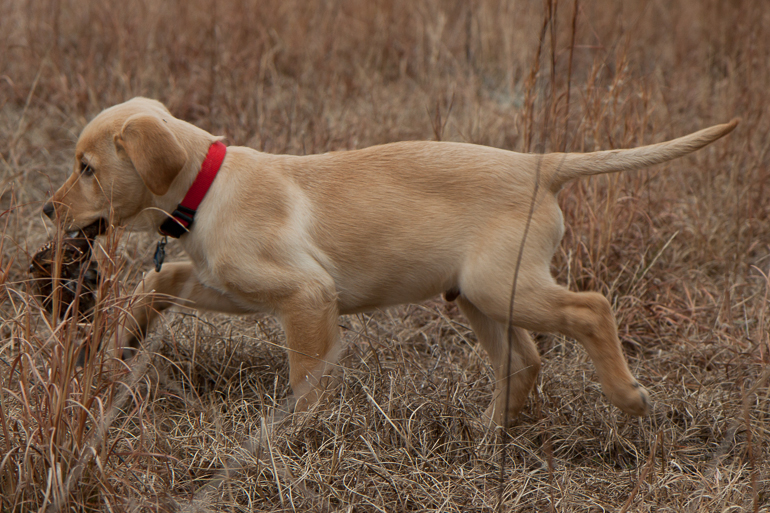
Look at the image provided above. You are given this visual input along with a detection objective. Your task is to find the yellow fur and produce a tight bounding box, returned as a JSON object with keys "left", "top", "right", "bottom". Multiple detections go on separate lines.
{"left": 46, "top": 97, "right": 737, "bottom": 426}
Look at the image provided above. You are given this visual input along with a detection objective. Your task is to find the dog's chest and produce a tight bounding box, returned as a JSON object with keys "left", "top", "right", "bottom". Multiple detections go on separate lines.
{"left": 180, "top": 237, "right": 228, "bottom": 291}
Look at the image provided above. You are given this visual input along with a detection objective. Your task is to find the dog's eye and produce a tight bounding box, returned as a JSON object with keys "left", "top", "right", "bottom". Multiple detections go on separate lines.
{"left": 80, "top": 162, "right": 94, "bottom": 176}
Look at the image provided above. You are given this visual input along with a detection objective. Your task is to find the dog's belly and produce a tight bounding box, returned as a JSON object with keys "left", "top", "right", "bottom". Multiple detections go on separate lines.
{"left": 315, "top": 236, "right": 462, "bottom": 314}
{"left": 333, "top": 267, "right": 455, "bottom": 314}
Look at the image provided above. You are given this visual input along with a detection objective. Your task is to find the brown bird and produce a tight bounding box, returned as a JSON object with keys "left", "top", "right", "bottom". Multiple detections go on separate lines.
{"left": 29, "top": 226, "right": 101, "bottom": 321}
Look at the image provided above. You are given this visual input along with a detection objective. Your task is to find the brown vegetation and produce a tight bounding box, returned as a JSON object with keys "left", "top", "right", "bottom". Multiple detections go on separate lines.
{"left": 1, "top": 0, "right": 768, "bottom": 511}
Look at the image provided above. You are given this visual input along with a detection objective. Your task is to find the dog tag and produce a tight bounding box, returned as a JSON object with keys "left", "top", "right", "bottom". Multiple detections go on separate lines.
{"left": 154, "top": 236, "right": 167, "bottom": 272}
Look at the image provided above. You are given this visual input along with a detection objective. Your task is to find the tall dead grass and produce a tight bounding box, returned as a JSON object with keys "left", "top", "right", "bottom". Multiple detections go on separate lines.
{"left": 1, "top": 0, "right": 768, "bottom": 511}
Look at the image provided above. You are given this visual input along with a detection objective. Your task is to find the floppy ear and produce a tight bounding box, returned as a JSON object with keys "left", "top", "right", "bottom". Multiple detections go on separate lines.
{"left": 114, "top": 114, "right": 188, "bottom": 196}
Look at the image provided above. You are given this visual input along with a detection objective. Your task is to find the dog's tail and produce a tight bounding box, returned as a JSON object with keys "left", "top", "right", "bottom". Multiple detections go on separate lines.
{"left": 546, "top": 119, "right": 739, "bottom": 191}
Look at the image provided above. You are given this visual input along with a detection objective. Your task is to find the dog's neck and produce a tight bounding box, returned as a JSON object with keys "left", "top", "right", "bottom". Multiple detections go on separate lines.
{"left": 152, "top": 121, "right": 221, "bottom": 232}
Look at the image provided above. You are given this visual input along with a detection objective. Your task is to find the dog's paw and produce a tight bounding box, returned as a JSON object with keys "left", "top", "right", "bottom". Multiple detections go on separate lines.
{"left": 611, "top": 381, "right": 650, "bottom": 416}
{"left": 480, "top": 403, "right": 503, "bottom": 430}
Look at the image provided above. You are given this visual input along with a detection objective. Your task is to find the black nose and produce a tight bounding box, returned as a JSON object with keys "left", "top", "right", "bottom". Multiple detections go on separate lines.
{"left": 43, "top": 202, "right": 55, "bottom": 220}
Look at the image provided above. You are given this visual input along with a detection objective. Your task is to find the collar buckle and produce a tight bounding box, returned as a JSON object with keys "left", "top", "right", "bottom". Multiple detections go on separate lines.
{"left": 159, "top": 214, "right": 189, "bottom": 238}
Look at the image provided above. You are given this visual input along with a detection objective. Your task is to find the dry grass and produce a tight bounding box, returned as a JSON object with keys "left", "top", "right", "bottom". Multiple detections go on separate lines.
{"left": 1, "top": 0, "right": 769, "bottom": 511}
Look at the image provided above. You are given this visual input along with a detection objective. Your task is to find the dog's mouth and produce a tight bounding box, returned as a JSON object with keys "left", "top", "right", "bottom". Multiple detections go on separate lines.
{"left": 68, "top": 218, "right": 108, "bottom": 241}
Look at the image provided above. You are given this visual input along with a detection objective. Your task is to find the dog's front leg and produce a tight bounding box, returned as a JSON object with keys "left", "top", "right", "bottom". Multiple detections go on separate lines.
{"left": 118, "top": 261, "right": 251, "bottom": 358}
{"left": 277, "top": 283, "right": 342, "bottom": 412}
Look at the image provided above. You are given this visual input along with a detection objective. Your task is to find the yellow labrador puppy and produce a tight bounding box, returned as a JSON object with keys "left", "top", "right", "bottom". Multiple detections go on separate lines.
{"left": 44, "top": 97, "right": 737, "bottom": 426}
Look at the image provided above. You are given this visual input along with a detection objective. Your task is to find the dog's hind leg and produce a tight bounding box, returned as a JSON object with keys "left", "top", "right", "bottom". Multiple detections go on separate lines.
{"left": 457, "top": 296, "right": 540, "bottom": 428}
{"left": 462, "top": 268, "right": 650, "bottom": 417}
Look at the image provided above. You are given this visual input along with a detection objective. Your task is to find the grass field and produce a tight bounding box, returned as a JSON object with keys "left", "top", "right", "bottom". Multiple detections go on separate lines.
{"left": 1, "top": 0, "right": 769, "bottom": 511}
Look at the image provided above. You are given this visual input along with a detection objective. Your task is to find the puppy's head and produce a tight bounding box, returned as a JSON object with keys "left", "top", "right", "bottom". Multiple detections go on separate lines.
{"left": 44, "top": 97, "right": 189, "bottom": 233}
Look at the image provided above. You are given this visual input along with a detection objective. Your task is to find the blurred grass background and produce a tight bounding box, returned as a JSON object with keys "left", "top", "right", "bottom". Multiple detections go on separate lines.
{"left": 1, "top": 0, "right": 768, "bottom": 511}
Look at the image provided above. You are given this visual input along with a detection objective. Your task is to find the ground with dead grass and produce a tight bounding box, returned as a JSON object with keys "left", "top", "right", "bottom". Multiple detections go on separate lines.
{"left": 1, "top": 0, "right": 768, "bottom": 511}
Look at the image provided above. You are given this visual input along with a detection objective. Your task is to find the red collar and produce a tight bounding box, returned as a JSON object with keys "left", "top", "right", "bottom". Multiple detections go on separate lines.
{"left": 159, "top": 141, "right": 226, "bottom": 238}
